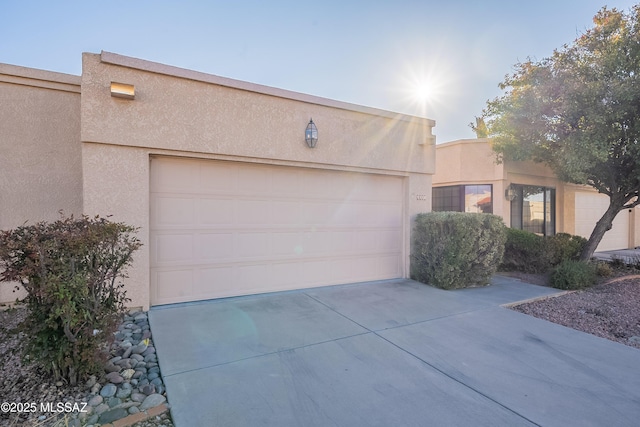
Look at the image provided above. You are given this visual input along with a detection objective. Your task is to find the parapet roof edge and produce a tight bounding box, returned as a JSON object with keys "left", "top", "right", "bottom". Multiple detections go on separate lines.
{"left": 99, "top": 51, "right": 435, "bottom": 126}
{"left": 437, "top": 138, "right": 491, "bottom": 147}
{"left": 0, "top": 62, "right": 81, "bottom": 86}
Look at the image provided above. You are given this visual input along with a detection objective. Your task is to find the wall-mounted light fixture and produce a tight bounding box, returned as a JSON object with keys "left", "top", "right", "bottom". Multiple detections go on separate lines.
{"left": 305, "top": 119, "right": 318, "bottom": 148}
{"left": 505, "top": 185, "right": 517, "bottom": 201}
{"left": 110, "top": 82, "right": 135, "bottom": 100}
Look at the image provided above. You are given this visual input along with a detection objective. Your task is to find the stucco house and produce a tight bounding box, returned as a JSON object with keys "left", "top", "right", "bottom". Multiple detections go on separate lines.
{"left": 432, "top": 139, "right": 639, "bottom": 252}
{"left": 0, "top": 51, "right": 436, "bottom": 309}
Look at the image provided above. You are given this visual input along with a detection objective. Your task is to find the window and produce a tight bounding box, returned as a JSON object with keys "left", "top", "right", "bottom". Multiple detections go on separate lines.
{"left": 432, "top": 186, "right": 461, "bottom": 212}
{"left": 433, "top": 185, "right": 492, "bottom": 213}
{"left": 464, "top": 185, "right": 493, "bottom": 213}
{"left": 510, "top": 185, "right": 555, "bottom": 236}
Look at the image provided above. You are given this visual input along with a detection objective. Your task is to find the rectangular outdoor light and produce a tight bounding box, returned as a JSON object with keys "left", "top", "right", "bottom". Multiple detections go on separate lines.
{"left": 110, "top": 82, "right": 135, "bottom": 100}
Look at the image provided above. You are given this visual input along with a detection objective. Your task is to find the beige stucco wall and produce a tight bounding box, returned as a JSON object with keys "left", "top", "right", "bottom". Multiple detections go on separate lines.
{"left": 0, "top": 64, "right": 82, "bottom": 304}
{"left": 81, "top": 52, "right": 436, "bottom": 309}
{"left": 433, "top": 139, "right": 567, "bottom": 231}
{"left": 82, "top": 52, "right": 435, "bottom": 173}
{"left": 82, "top": 143, "right": 150, "bottom": 309}
{"left": 633, "top": 206, "right": 640, "bottom": 248}
{"left": 433, "top": 139, "right": 504, "bottom": 184}
{"left": 433, "top": 139, "right": 640, "bottom": 250}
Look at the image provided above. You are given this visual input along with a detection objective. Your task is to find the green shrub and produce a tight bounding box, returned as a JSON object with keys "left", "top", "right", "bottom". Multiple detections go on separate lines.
{"left": 501, "top": 230, "right": 587, "bottom": 273}
{"left": 550, "top": 260, "right": 597, "bottom": 290}
{"left": 546, "top": 233, "right": 587, "bottom": 266}
{"left": 0, "top": 215, "right": 141, "bottom": 385}
{"left": 594, "top": 261, "right": 613, "bottom": 277}
{"left": 411, "top": 212, "right": 507, "bottom": 290}
{"left": 500, "top": 228, "right": 548, "bottom": 273}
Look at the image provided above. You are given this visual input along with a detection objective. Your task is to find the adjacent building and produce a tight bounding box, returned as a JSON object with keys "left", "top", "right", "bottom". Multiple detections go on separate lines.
{"left": 432, "top": 139, "right": 639, "bottom": 251}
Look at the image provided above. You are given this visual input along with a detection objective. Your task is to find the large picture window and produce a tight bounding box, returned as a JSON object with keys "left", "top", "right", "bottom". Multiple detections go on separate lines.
{"left": 433, "top": 185, "right": 492, "bottom": 213}
{"left": 510, "top": 185, "right": 555, "bottom": 236}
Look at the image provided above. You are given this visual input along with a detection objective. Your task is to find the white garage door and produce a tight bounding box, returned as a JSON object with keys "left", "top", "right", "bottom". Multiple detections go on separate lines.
{"left": 575, "top": 192, "right": 630, "bottom": 252}
{"left": 150, "top": 157, "right": 404, "bottom": 305}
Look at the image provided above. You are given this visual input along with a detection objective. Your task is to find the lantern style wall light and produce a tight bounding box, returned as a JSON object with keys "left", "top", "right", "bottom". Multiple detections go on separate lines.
{"left": 305, "top": 119, "right": 318, "bottom": 148}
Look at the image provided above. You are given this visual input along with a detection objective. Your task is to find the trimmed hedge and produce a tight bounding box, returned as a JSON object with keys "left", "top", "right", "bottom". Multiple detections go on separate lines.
{"left": 546, "top": 233, "right": 588, "bottom": 266}
{"left": 411, "top": 212, "right": 507, "bottom": 289}
{"left": 500, "top": 229, "right": 587, "bottom": 274}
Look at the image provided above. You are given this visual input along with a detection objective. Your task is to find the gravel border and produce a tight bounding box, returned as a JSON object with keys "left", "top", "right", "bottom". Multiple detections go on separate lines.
{"left": 511, "top": 274, "right": 640, "bottom": 350}
{"left": 0, "top": 307, "right": 174, "bottom": 427}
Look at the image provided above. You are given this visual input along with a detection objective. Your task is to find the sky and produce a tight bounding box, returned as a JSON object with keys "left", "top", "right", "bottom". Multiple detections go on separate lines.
{"left": 2, "top": 0, "right": 639, "bottom": 143}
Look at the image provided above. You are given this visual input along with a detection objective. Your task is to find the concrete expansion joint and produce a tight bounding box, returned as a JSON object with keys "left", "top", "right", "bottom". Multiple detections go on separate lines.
{"left": 162, "top": 331, "right": 373, "bottom": 378}
{"left": 372, "top": 332, "right": 542, "bottom": 427}
{"left": 303, "top": 292, "right": 373, "bottom": 332}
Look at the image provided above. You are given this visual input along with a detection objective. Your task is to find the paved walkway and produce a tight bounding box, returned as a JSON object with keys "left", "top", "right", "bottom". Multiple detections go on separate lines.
{"left": 150, "top": 276, "right": 640, "bottom": 427}
{"left": 594, "top": 248, "right": 640, "bottom": 264}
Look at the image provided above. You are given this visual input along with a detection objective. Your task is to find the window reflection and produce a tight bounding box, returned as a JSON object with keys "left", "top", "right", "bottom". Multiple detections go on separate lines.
{"left": 433, "top": 185, "right": 492, "bottom": 214}
{"left": 510, "top": 185, "right": 555, "bottom": 236}
{"left": 465, "top": 185, "right": 492, "bottom": 213}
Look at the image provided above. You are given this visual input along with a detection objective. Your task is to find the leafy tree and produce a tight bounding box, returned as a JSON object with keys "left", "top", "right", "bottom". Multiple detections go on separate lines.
{"left": 470, "top": 116, "right": 489, "bottom": 138}
{"left": 482, "top": 6, "right": 640, "bottom": 261}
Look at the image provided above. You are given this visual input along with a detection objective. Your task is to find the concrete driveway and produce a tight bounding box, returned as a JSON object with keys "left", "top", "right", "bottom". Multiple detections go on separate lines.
{"left": 149, "top": 277, "right": 640, "bottom": 426}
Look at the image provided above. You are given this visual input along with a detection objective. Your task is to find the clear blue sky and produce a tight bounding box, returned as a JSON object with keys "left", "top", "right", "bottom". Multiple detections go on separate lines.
{"left": 2, "top": 0, "right": 638, "bottom": 143}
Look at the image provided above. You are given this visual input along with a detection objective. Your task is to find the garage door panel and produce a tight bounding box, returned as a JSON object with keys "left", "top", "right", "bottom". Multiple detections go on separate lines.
{"left": 154, "top": 197, "right": 195, "bottom": 226}
{"left": 336, "top": 204, "right": 367, "bottom": 225}
{"left": 301, "top": 202, "right": 331, "bottom": 225}
{"left": 350, "top": 178, "right": 375, "bottom": 199}
{"left": 381, "top": 230, "right": 403, "bottom": 252}
{"left": 236, "top": 200, "right": 271, "bottom": 224}
{"left": 197, "top": 267, "right": 235, "bottom": 297}
{"left": 237, "top": 167, "right": 270, "bottom": 194}
{"left": 199, "top": 162, "right": 237, "bottom": 193}
{"left": 236, "top": 264, "right": 272, "bottom": 289}
{"left": 356, "top": 230, "right": 379, "bottom": 252}
{"left": 271, "top": 168, "right": 302, "bottom": 196}
{"left": 328, "top": 230, "right": 357, "bottom": 253}
{"left": 155, "top": 269, "right": 193, "bottom": 302}
{"left": 151, "top": 159, "right": 197, "bottom": 192}
{"left": 197, "top": 233, "right": 234, "bottom": 260}
{"left": 331, "top": 257, "right": 362, "bottom": 283}
{"left": 302, "top": 260, "right": 332, "bottom": 284}
{"left": 379, "top": 255, "right": 402, "bottom": 278}
{"left": 575, "top": 192, "right": 629, "bottom": 251}
{"left": 373, "top": 178, "right": 403, "bottom": 202}
{"left": 299, "top": 232, "right": 326, "bottom": 255}
{"left": 155, "top": 234, "right": 193, "bottom": 263}
{"left": 150, "top": 157, "right": 404, "bottom": 305}
{"left": 198, "top": 198, "right": 234, "bottom": 224}
{"left": 272, "top": 262, "right": 302, "bottom": 287}
{"left": 271, "top": 232, "right": 302, "bottom": 256}
{"left": 235, "top": 232, "right": 269, "bottom": 258}
{"left": 270, "top": 201, "right": 301, "bottom": 225}
{"left": 378, "top": 204, "right": 403, "bottom": 227}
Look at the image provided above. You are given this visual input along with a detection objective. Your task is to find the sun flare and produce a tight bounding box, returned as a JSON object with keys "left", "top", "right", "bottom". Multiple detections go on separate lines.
{"left": 413, "top": 80, "right": 438, "bottom": 104}
{"left": 396, "top": 59, "right": 455, "bottom": 117}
